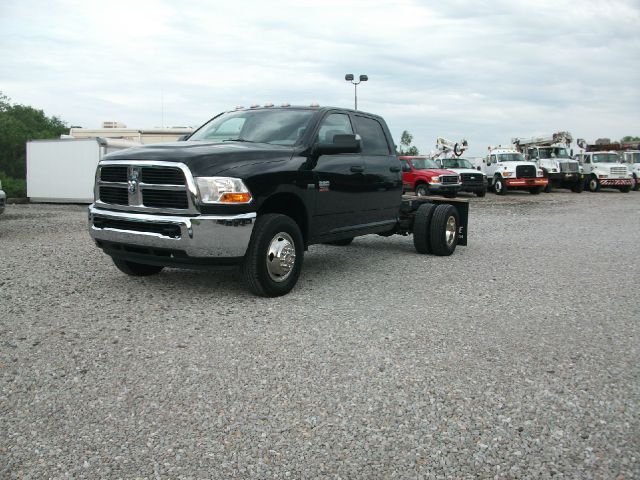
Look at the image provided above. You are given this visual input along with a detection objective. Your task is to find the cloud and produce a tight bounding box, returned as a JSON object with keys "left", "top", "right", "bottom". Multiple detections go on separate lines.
{"left": 0, "top": 0, "right": 638, "bottom": 155}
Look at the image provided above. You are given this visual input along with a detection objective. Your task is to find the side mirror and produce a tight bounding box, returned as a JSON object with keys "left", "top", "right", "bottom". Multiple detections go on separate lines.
{"left": 317, "top": 134, "right": 361, "bottom": 155}
{"left": 177, "top": 134, "right": 190, "bottom": 141}
{"left": 476, "top": 166, "right": 481, "bottom": 171}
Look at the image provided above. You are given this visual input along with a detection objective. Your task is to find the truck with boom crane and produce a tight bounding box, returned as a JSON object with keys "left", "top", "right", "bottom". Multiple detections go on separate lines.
{"left": 512, "top": 132, "right": 584, "bottom": 192}
{"left": 432, "top": 137, "right": 488, "bottom": 197}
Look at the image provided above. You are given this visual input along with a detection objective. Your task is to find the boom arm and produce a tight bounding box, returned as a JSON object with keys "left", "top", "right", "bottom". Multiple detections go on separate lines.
{"left": 432, "top": 137, "right": 468, "bottom": 158}
{"left": 512, "top": 132, "right": 573, "bottom": 150}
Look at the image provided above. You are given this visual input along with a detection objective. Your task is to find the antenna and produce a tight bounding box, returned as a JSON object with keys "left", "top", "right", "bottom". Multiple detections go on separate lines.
{"left": 161, "top": 88, "right": 164, "bottom": 129}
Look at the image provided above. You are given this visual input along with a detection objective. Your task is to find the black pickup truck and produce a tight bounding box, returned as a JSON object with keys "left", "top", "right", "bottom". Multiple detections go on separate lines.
{"left": 88, "top": 105, "right": 468, "bottom": 296}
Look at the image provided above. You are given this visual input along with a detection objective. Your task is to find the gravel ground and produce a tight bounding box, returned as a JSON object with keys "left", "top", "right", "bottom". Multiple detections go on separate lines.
{"left": 1, "top": 190, "right": 639, "bottom": 479}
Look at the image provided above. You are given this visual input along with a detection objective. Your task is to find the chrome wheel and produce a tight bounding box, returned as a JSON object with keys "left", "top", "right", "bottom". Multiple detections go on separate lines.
{"left": 445, "top": 215, "right": 457, "bottom": 247}
{"left": 415, "top": 184, "right": 429, "bottom": 196}
{"left": 266, "top": 232, "right": 296, "bottom": 282}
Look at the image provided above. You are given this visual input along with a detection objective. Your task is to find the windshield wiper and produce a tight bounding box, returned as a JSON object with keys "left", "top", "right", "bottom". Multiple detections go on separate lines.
{"left": 222, "top": 138, "right": 257, "bottom": 143}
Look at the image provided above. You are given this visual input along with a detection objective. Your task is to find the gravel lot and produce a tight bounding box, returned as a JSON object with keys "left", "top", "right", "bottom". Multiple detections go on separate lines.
{"left": 1, "top": 190, "right": 639, "bottom": 479}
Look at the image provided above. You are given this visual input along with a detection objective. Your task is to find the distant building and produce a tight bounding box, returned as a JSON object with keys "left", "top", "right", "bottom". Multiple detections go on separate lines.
{"left": 102, "top": 121, "right": 127, "bottom": 128}
{"left": 68, "top": 124, "right": 194, "bottom": 144}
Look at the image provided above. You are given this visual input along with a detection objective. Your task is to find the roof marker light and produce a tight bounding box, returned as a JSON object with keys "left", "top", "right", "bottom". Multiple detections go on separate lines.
{"left": 281, "top": 102, "right": 291, "bottom": 107}
{"left": 310, "top": 102, "right": 320, "bottom": 107}
{"left": 250, "top": 103, "right": 260, "bottom": 109}
{"left": 235, "top": 105, "right": 244, "bottom": 110}
{"left": 264, "top": 102, "right": 274, "bottom": 107}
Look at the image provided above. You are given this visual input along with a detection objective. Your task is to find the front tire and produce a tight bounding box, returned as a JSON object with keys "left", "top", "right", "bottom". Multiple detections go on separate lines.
{"left": 112, "top": 258, "right": 164, "bottom": 276}
{"left": 544, "top": 178, "right": 552, "bottom": 193}
{"left": 242, "top": 214, "right": 304, "bottom": 297}
{"left": 494, "top": 176, "right": 507, "bottom": 195}
{"left": 588, "top": 175, "right": 600, "bottom": 192}
{"left": 529, "top": 186, "right": 543, "bottom": 195}
{"left": 429, "top": 204, "right": 459, "bottom": 256}
{"left": 632, "top": 175, "right": 639, "bottom": 191}
{"left": 570, "top": 181, "right": 584, "bottom": 193}
{"left": 415, "top": 183, "right": 430, "bottom": 197}
{"left": 619, "top": 185, "right": 631, "bottom": 193}
{"left": 476, "top": 188, "right": 487, "bottom": 198}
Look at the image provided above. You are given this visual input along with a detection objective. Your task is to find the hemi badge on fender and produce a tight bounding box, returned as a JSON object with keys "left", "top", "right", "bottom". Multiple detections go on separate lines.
{"left": 318, "top": 180, "right": 330, "bottom": 192}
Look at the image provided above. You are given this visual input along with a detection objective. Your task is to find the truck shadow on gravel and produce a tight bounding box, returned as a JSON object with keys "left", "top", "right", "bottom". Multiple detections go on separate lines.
{"left": 111, "top": 238, "right": 421, "bottom": 297}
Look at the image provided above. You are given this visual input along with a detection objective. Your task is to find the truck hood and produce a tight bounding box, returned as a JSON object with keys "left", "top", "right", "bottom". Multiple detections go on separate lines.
{"left": 445, "top": 167, "right": 485, "bottom": 176}
{"left": 413, "top": 168, "right": 458, "bottom": 176}
{"left": 497, "top": 161, "right": 537, "bottom": 169}
{"left": 103, "top": 141, "right": 295, "bottom": 177}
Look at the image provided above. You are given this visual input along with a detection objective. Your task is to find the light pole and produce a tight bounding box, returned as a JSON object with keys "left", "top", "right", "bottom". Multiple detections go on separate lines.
{"left": 345, "top": 74, "right": 368, "bottom": 110}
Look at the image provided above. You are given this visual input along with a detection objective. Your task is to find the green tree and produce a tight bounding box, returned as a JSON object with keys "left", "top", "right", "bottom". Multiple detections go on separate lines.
{"left": 399, "top": 130, "right": 420, "bottom": 155}
{"left": 621, "top": 136, "right": 640, "bottom": 142}
{"left": 0, "top": 92, "right": 68, "bottom": 179}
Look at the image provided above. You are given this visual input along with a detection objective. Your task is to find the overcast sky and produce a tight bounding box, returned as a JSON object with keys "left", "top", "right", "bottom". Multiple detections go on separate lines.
{"left": 1, "top": 0, "right": 638, "bottom": 156}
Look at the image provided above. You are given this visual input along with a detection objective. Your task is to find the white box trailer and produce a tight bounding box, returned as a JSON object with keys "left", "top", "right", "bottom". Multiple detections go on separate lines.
{"left": 27, "top": 137, "right": 140, "bottom": 203}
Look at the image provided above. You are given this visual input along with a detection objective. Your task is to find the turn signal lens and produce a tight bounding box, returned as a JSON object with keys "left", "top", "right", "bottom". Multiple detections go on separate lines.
{"left": 220, "top": 192, "right": 251, "bottom": 203}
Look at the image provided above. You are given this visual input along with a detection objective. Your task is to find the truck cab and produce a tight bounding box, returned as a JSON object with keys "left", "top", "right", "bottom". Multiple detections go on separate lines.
{"left": 574, "top": 151, "right": 632, "bottom": 192}
{"left": 399, "top": 156, "right": 461, "bottom": 197}
{"left": 621, "top": 150, "right": 640, "bottom": 191}
{"left": 481, "top": 147, "right": 547, "bottom": 195}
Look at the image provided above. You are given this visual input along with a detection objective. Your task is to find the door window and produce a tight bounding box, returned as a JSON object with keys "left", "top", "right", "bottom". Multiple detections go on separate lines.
{"left": 354, "top": 116, "right": 390, "bottom": 155}
{"left": 316, "top": 113, "right": 353, "bottom": 144}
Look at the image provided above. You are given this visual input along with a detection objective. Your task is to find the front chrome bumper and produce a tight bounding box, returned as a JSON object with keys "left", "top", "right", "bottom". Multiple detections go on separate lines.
{"left": 88, "top": 204, "right": 256, "bottom": 258}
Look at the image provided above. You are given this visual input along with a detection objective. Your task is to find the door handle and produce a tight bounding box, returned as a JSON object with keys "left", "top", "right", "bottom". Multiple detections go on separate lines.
{"left": 350, "top": 166, "right": 364, "bottom": 173}
{"left": 389, "top": 166, "right": 401, "bottom": 172}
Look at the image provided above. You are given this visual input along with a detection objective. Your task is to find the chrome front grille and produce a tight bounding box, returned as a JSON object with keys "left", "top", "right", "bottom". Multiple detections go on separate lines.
{"left": 441, "top": 175, "right": 459, "bottom": 185}
{"left": 95, "top": 161, "right": 198, "bottom": 214}
{"left": 559, "top": 162, "right": 579, "bottom": 173}
{"left": 610, "top": 167, "right": 628, "bottom": 177}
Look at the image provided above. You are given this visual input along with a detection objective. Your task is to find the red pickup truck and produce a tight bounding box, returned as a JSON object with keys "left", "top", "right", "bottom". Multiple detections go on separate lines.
{"left": 399, "top": 156, "right": 462, "bottom": 197}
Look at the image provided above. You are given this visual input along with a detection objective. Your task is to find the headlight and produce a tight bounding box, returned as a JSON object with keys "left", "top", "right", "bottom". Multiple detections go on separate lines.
{"left": 537, "top": 169, "right": 544, "bottom": 177}
{"left": 502, "top": 171, "right": 512, "bottom": 177}
{"left": 429, "top": 176, "right": 441, "bottom": 184}
{"left": 195, "top": 177, "right": 252, "bottom": 204}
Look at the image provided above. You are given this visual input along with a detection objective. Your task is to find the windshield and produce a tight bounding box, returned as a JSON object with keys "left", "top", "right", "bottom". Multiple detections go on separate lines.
{"left": 592, "top": 153, "right": 619, "bottom": 163}
{"left": 442, "top": 158, "right": 474, "bottom": 169}
{"left": 537, "top": 147, "right": 569, "bottom": 159}
{"left": 629, "top": 152, "right": 640, "bottom": 163}
{"left": 410, "top": 158, "right": 438, "bottom": 169}
{"left": 188, "top": 109, "right": 315, "bottom": 145}
{"left": 497, "top": 153, "right": 525, "bottom": 162}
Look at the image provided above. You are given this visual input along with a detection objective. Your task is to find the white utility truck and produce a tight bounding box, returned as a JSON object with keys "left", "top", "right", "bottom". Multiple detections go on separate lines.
{"left": 574, "top": 139, "right": 632, "bottom": 193}
{"left": 481, "top": 146, "right": 547, "bottom": 195}
{"left": 512, "top": 132, "right": 584, "bottom": 192}
{"left": 432, "top": 138, "right": 488, "bottom": 197}
{"left": 618, "top": 141, "right": 640, "bottom": 191}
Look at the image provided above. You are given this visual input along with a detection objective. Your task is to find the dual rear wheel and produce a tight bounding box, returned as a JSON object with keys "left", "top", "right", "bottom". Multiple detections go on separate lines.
{"left": 413, "top": 203, "right": 459, "bottom": 256}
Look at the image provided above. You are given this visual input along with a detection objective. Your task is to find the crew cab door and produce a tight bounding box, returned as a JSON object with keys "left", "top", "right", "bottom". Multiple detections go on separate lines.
{"left": 352, "top": 114, "right": 402, "bottom": 225}
{"left": 311, "top": 112, "right": 365, "bottom": 236}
